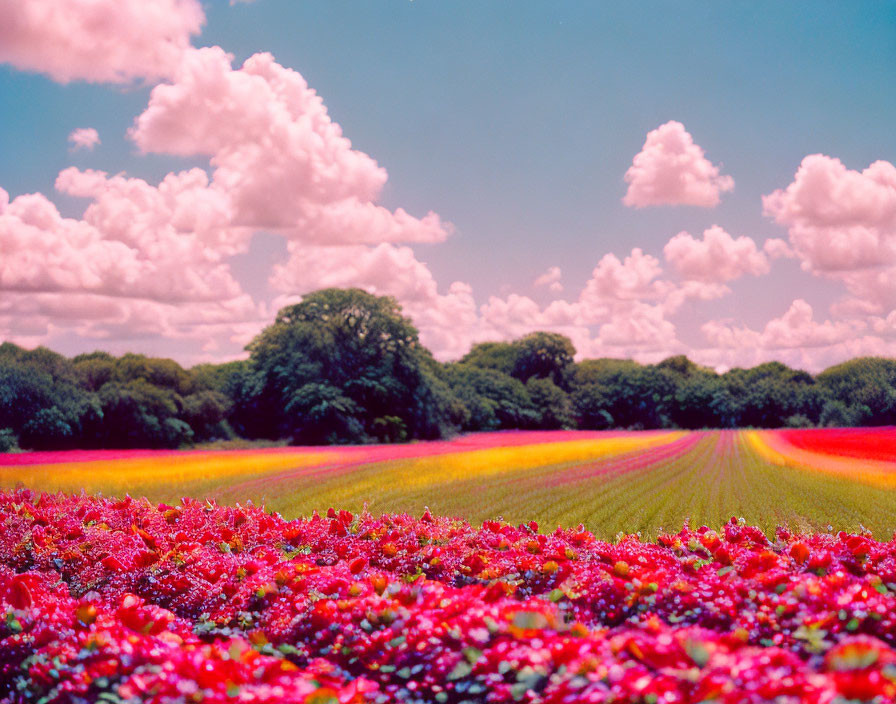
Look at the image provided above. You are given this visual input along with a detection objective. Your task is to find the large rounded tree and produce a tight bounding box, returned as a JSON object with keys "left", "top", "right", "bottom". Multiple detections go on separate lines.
{"left": 245, "top": 288, "right": 462, "bottom": 444}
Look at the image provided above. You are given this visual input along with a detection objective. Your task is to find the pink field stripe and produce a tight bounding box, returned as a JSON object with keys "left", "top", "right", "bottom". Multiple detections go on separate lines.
{"left": 0, "top": 430, "right": 636, "bottom": 468}
{"left": 546, "top": 432, "right": 703, "bottom": 487}
{"left": 223, "top": 430, "right": 658, "bottom": 497}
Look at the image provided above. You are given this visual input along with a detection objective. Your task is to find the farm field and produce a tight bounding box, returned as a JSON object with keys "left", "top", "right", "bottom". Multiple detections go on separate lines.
{"left": 3, "top": 428, "right": 896, "bottom": 539}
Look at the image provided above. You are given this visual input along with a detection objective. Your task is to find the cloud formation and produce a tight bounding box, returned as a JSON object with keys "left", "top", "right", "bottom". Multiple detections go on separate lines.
{"left": 68, "top": 128, "right": 100, "bottom": 152}
{"left": 765, "top": 155, "right": 896, "bottom": 317}
{"left": 1, "top": 44, "right": 450, "bottom": 360}
{"left": 623, "top": 121, "right": 734, "bottom": 208}
{"left": 534, "top": 266, "right": 563, "bottom": 293}
{"left": 0, "top": 0, "right": 204, "bottom": 84}
{"left": 698, "top": 299, "right": 869, "bottom": 371}
{"left": 131, "top": 48, "right": 450, "bottom": 245}
{"left": 763, "top": 155, "right": 896, "bottom": 273}
{"left": 663, "top": 226, "right": 769, "bottom": 283}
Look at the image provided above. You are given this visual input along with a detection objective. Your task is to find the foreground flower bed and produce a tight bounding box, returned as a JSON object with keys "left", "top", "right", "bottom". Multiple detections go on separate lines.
{"left": 2, "top": 491, "right": 896, "bottom": 702}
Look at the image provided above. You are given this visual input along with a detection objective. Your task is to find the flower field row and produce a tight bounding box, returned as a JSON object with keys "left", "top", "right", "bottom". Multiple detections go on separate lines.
{"left": 4, "top": 489, "right": 896, "bottom": 702}
{"left": 749, "top": 429, "right": 896, "bottom": 488}
{"left": 3, "top": 429, "right": 896, "bottom": 538}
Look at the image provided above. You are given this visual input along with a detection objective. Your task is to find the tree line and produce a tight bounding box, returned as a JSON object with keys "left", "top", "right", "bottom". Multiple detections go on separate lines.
{"left": 2, "top": 288, "right": 895, "bottom": 451}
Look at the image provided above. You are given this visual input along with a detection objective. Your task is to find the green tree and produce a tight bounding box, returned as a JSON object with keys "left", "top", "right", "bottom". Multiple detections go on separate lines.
{"left": 511, "top": 332, "right": 575, "bottom": 389}
{"left": 181, "top": 390, "right": 233, "bottom": 442}
{"left": 0, "top": 346, "right": 101, "bottom": 450}
{"left": 112, "top": 354, "right": 195, "bottom": 396}
{"left": 247, "top": 288, "right": 462, "bottom": 444}
{"left": 671, "top": 372, "right": 736, "bottom": 429}
{"left": 96, "top": 380, "right": 191, "bottom": 448}
{"left": 723, "top": 362, "right": 820, "bottom": 427}
{"left": 817, "top": 358, "right": 896, "bottom": 425}
{"left": 0, "top": 428, "right": 17, "bottom": 452}
{"left": 445, "top": 364, "right": 539, "bottom": 431}
{"left": 526, "top": 377, "right": 575, "bottom": 429}
{"left": 459, "top": 342, "right": 519, "bottom": 376}
{"left": 72, "top": 352, "right": 115, "bottom": 392}
{"left": 571, "top": 359, "right": 672, "bottom": 429}
{"left": 819, "top": 399, "right": 868, "bottom": 427}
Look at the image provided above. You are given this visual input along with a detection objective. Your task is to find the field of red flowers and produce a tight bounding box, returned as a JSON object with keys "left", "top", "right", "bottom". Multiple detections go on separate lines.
{"left": 4, "top": 488, "right": 896, "bottom": 703}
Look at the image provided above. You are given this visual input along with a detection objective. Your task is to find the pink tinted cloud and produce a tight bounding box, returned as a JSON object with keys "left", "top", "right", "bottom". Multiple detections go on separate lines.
{"left": 762, "top": 238, "right": 794, "bottom": 260}
{"left": 580, "top": 248, "right": 667, "bottom": 303}
{"left": 763, "top": 299, "right": 857, "bottom": 349}
{"left": 271, "top": 242, "right": 441, "bottom": 303}
{"left": 663, "top": 226, "right": 769, "bottom": 283}
{"left": 0, "top": 179, "right": 261, "bottom": 361}
{"left": 0, "top": 182, "right": 243, "bottom": 304}
{"left": 597, "top": 301, "right": 677, "bottom": 349}
{"left": 763, "top": 155, "right": 896, "bottom": 272}
{"left": 2, "top": 45, "right": 452, "bottom": 359}
{"left": 0, "top": 291, "right": 262, "bottom": 365}
{"left": 623, "top": 121, "right": 734, "bottom": 208}
{"left": 68, "top": 128, "right": 100, "bottom": 152}
{"left": 131, "top": 48, "right": 449, "bottom": 244}
{"left": 702, "top": 299, "right": 857, "bottom": 351}
{"left": 1, "top": 190, "right": 144, "bottom": 295}
{"left": 0, "top": 0, "right": 204, "bottom": 84}
{"left": 533, "top": 266, "right": 563, "bottom": 293}
{"left": 55, "top": 166, "right": 249, "bottom": 263}
{"left": 764, "top": 155, "right": 896, "bottom": 315}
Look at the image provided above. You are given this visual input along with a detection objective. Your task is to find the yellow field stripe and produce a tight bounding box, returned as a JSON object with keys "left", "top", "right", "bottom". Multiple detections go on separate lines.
{"left": 0, "top": 450, "right": 345, "bottom": 495}
{"left": 337, "top": 432, "right": 687, "bottom": 496}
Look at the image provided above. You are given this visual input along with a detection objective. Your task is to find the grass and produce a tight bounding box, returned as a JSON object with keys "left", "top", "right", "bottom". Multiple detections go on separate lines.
{"left": 2, "top": 429, "right": 895, "bottom": 539}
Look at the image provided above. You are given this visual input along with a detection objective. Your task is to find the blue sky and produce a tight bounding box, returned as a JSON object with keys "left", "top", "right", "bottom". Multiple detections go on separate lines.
{"left": 0, "top": 1, "right": 894, "bottom": 369}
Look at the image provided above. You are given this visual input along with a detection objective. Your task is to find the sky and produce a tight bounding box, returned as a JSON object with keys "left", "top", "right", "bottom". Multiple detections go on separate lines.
{"left": 0, "top": 1, "right": 895, "bottom": 372}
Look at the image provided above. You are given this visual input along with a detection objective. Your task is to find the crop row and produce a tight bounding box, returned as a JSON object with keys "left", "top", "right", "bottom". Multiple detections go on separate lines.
{"left": 4, "top": 430, "right": 896, "bottom": 538}
{"left": 4, "top": 489, "right": 896, "bottom": 702}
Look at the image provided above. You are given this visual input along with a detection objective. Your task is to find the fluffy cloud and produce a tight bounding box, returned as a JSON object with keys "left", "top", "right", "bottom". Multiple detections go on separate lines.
{"left": 0, "top": 291, "right": 262, "bottom": 364}
{"left": 696, "top": 298, "right": 877, "bottom": 372}
{"left": 131, "top": 48, "right": 449, "bottom": 245}
{"left": 1, "top": 190, "right": 145, "bottom": 296}
{"left": 764, "top": 155, "right": 896, "bottom": 315}
{"left": 68, "top": 128, "right": 100, "bottom": 151}
{"left": 271, "top": 242, "right": 440, "bottom": 304}
{"left": 623, "top": 121, "right": 734, "bottom": 208}
{"left": 55, "top": 167, "right": 249, "bottom": 265}
{"left": 0, "top": 0, "right": 204, "bottom": 84}
{"left": 0, "top": 179, "right": 261, "bottom": 354}
{"left": 579, "top": 249, "right": 668, "bottom": 305}
{"left": 0, "top": 165, "right": 261, "bottom": 356}
{"left": 1, "top": 44, "right": 453, "bottom": 359}
{"left": 763, "top": 299, "right": 858, "bottom": 349}
{"left": 702, "top": 299, "right": 857, "bottom": 352}
{"left": 596, "top": 301, "right": 677, "bottom": 349}
{"left": 763, "top": 155, "right": 896, "bottom": 272}
{"left": 533, "top": 266, "right": 563, "bottom": 293}
{"left": 762, "top": 238, "right": 794, "bottom": 260}
{"left": 663, "top": 226, "right": 769, "bottom": 283}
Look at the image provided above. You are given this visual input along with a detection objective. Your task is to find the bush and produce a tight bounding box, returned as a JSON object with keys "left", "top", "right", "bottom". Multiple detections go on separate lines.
{"left": 0, "top": 428, "right": 17, "bottom": 452}
{"left": 784, "top": 414, "right": 815, "bottom": 429}
{"left": 819, "top": 400, "right": 867, "bottom": 427}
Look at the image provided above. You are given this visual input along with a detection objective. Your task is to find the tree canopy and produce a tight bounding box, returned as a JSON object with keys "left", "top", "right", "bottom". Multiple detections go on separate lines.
{"left": 244, "top": 288, "right": 462, "bottom": 444}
